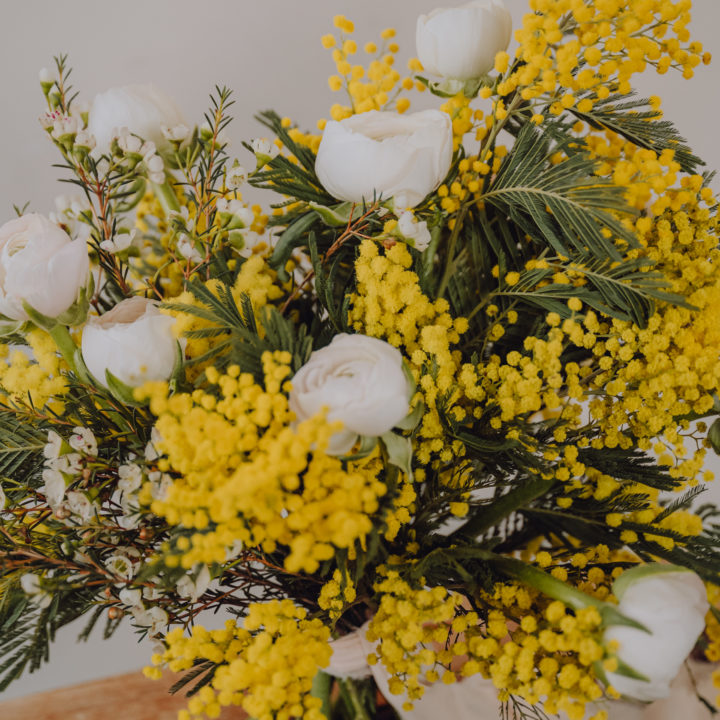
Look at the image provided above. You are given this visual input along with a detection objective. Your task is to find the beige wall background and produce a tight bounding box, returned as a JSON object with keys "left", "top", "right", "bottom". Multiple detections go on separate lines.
{"left": 1, "top": 0, "right": 720, "bottom": 702}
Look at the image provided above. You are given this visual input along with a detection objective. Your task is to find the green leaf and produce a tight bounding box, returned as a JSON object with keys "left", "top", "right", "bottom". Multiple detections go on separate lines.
{"left": 380, "top": 431, "right": 413, "bottom": 481}
{"left": 709, "top": 418, "right": 720, "bottom": 454}
{"left": 269, "top": 211, "right": 319, "bottom": 280}
{"left": 480, "top": 123, "right": 637, "bottom": 262}
{"left": 571, "top": 93, "right": 703, "bottom": 174}
{"left": 104, "top": 370, "right": 141, "bottom": 407}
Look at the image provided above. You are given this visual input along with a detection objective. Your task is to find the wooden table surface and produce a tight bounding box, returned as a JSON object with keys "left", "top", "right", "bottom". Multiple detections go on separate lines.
{"left": 0, "top": 669, "right": 244, "bottom": 720}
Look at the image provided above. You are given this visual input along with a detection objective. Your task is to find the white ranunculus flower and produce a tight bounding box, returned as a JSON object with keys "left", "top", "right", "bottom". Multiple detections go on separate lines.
{"left": 604, "top": 567, "right": 709, "bottom": 702}
{"left": 81, "top": 296, "right": 179, "bottom": 388}
{"left": 289, "top": 333, "right": 412, "bottom": 455}
{"left": 416, "top": 0, "right": 513, "bottom": 81}
{"left": 0, "top": 214, "right": 89, "bottom": 322}
{"left": 88, "top": 84, "right": 185, "bottom": 154}
{"left": 315, "top": 110, "right": 453, "bottom": 209}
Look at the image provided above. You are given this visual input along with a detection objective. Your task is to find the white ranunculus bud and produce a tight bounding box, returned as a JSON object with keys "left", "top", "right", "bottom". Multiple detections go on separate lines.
{"left": 289, "top": 333, "right": 412, "bottom": 455}
{"left": 315, "top": 110, "right": 453, "bottom": 209}
{"left": 0, "top": 214, "right": 89, "bottom": 322}
{"left": 604, "top": 567, "right": 709, "bottom": 702}
{"left": 397, "top": 211, "right": 432, "bottom": 251}
{"left": 416, "top": 0, "right": 513, "bottom": 81}
{"left": 88, "top": 84, "right": 185, "bottom": 155}
{"left": 81, "top": 296, "right": 179, "bottom": 388}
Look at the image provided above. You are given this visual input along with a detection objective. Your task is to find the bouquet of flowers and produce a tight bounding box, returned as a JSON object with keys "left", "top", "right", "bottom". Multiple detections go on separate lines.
{"left": 2, "top": 1, "right": 720, "bottom": 718}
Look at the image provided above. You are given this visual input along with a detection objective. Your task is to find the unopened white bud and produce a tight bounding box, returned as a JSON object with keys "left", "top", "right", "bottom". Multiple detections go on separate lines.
{"left": 116, "top": 130, "right": 142, "bottom": 155}
{"left": 145, "top": 155, "right": 164, "bottom": 174}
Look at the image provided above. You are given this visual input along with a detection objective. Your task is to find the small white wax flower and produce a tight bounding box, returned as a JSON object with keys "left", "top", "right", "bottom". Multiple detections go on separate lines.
{"left": 74, "top": 130, "right": 96, "bottom": 151}
{"left": 52, "top": 452, "right": 83, "bottom": 475}
{"left": 105, "top": 553, "right": 136, "bottom": 581}
{"left": 315, "top": 110, "right": 453, "bottom": 209}
{"left": 69, "top": 427, "right": 98, "bottom": 456}
{"left": 161, "top": 123, "right": 190, "bottom": 143}
{"left": 88, "top": 84, "right": 185, "bottom": 154}
{"left": 176, "top": 234, "right": 204, "bottom": 263}
{"left": 176, "top": 565, "right": 212, "bottom": 602}
{"left": 42, "top": 468, "right": 66, "bottom": 509}
{"left": 44, "top": 430, "right": 64, "bottom": 460}
{"left": 148, "top": 471, "right": 173, "bottom": 501}
{"left": 38, "top": 67, "right": 53, "bottom": 84}
{"left": 51, "top": 115, "right": 79, "bottom": 140}
{"left": 131, "top": 606, "right": 169, "bottom": 637}
{"left": 216, "top": 198, "right": 254, "bottom": 227}
{"left": 119, "top": 587, "right": 143, "bottom": 609}
{"left": 144, "top": 427, "right": 162, "bottom": 461}
{"left": 66, "top": 491, "right": 95, "bottom": 522}
{"left": 289, "top": 333, "right": 412, "bottom": 455}
{"left": 225, "top": 539, "right": 244, "bottom": 561}
{"left": 397, "top": 211, "right": 432, "bottom": 251}
{"left": 226, "top": 163, "right": 248, "bottom": 190}
{"left": 115, "top": 129, "right": 143, "bottom": 155}
{"left": 250, "top": 137, "right": 280, "bottom": 164}
{"left": 235, "top": 230, "right": 265, "bottom": 259}
{"left": 118, "top": 463, "right": 144, "bottom": 495}
{"left": 99, "top": 229, "right": 136, "bottom": 254}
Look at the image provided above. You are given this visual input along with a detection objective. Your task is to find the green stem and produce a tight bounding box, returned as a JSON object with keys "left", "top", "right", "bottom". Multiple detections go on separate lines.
{"left": 48, "top": 324, "right": 78, "bottom": 375}
{"left": 480, "top": 551, "right": 649, "bottom": 632}
{"left": 436, "top": 204, "right": 469, "bottom": 299}
{"left": 150, "top": 179, "right": 181, "bottom": 217}
{"left": 311, "top": 670, "right": 332, "bottom": 720}
{"left": 338, "top": 678, "right": 372, "bottom": 720}
{"left": 446, "top": 477, "right": 555, "bottom": 541}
